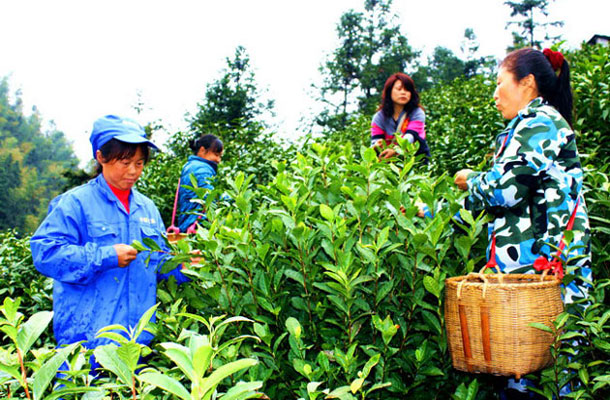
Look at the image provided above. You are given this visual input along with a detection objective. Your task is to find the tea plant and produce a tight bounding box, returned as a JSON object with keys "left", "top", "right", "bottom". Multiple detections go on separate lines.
{"left": 0, "top": 297, "right": 90, "bottom": 399}
{"left": 1, "top": 39, "right": 609, "bottom": 400}
{"left": 138, "top": 313, "right": 263, "bottom": 400}
{"left": 0, "top": 231, "right": 52, "bottom": 315}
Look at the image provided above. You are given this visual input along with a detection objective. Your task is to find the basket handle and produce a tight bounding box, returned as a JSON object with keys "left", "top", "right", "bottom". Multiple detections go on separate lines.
{"left": 532, "top": 199, "right": 580, "bottom": 281}
{"left": 484, "top": 198, "right": 580, "bottom": 281}
{"left": 457, "top": 272, "right": 495, "bottom": 300}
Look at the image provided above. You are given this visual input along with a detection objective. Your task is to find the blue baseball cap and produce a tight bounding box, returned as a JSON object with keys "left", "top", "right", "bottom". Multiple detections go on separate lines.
{"left": 89, "top": 115, "right": 159, "bottom": 159}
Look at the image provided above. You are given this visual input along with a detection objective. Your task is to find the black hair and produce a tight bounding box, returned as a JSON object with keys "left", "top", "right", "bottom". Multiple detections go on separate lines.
{"left": 190, "top": 134, "right": 224, "bottom": 155}
{"left": 95, "top": 139, "right": 150, "bottom": 175}
{"left": 501, "top": 48, "right": 573, "bottom": 126}
{"left": 379, "top": 72, "right": 421, "bottom": 118}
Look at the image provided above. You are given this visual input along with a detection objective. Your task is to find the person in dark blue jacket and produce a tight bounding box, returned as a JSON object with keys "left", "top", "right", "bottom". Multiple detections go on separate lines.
{"left": 30, "top": 115, "right": 187, "bottom": 356}
{"left": 177, "top": 134, "right": 224, "bottom": 233}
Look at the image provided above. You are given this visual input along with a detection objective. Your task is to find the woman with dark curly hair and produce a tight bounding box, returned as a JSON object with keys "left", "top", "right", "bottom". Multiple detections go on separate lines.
{"left": 371, "top": 72, "right": 430, "bottom": 161}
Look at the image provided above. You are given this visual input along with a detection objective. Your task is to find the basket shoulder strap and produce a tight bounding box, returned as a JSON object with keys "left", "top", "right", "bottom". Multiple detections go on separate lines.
{"left": 167, "top": 177, "right": 181, "bottom": 234}
{"left": 483, "top": 233, "right": 498, "bottom": 272}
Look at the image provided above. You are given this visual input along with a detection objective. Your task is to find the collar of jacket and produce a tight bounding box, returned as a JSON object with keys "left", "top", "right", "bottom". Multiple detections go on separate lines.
{"left": 518, "top": 97, "right": 546, "bottom": 119}
{"left": 494, "top": 97, "right": 548, "bottom": 158}
{"left": 93, "top": 174, "right": 143, "bottom": 214}
{"left": 188, "top": 155, "right": 218, "bottom": 173}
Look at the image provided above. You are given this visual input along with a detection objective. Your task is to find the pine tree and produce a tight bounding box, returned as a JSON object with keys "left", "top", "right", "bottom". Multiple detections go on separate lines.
{"left": 505, "top": 0, "right": 564, "bottom": 50}
{"left": 189, "top": 45, "right": 274, "bottom": 146}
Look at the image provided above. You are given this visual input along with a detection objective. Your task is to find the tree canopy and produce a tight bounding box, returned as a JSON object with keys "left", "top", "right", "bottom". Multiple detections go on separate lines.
{"left": 505, "top": 0, "right": 563, "bottom": 50}
{"left": 0, "top": 78, "right": 78, "bottom": 233}
{"left": 189, "top": 45, "right": 274, "bottom": 145}
{"left": 315, "top": 0, "right": 417, "bottom": 131}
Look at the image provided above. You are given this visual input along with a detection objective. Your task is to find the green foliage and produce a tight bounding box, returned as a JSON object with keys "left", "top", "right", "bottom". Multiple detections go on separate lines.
{"left": 140, "top": 313, "right": 261, "bottom": 400}
{"left": 0, "top": 77, "right": 79, "bottom": 233}
{"left": 504, "top": 0, "right": 564, "bottom": 50}
{"left": 412, "top": 29, "right": 495, "bottom": 91}
{"left": 316, "top": 0, "right": 417, "bottom": 130}
{"left": 0, "top": 230, "right": 51, "bottom": 314}
{"left": 570, "top": 43, "right": 610, "bottom": 166}
{"left": 528, "top": 280, "right": 610, "bottom": 399}
{"left": 568, "top": 43, "right": 610, "bottom": 280}
{"left": 421, "top": 74, "right": 504, "bottom": 176}
{"left": 190, "top": 45, "right": 274, "bottom": 134}
{"left": 160, "top": 140, "right": 487, "bottom": 398}
{"left": 419, "top": 47, "right": 469, "bottom": 89}
{"left": 0, "top": 297, "right": 62, "bottom": 398}
{"left": 0, "top": 300, "right": 263, "bottom": 399}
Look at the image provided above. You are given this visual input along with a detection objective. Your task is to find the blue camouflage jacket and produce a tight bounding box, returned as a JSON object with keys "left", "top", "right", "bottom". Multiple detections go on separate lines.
{"left": 466, "top": 98, "right": 591, "bottom": 302}
{"left": 30, "top": 174, "right": 187, "bottom": 348}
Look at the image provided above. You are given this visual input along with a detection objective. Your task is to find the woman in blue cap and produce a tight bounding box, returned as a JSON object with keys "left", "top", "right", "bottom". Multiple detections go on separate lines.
{"left": 30, "top": 115, "right": 187, "bottom": 366}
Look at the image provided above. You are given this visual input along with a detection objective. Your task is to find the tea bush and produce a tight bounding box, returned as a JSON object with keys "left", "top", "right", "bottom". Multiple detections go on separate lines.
{"left": 0, "top": 230, "right": 51, "bottom": 316}
{"left": 1, "top": 43, "right": 609, "bottom": 399}
{"left": 422, "top": 74, "right": 505, "bottom": 177}
{"left": 154, "top": 140, "right": 494, "bottom": 399}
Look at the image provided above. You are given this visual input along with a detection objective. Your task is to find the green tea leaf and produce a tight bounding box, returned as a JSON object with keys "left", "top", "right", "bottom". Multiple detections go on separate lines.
{"left": 131, "top": 240, "right": 148, "bottom": 252}
{"left": 160, "top": 344, "right": 195, "bottom": 382}
{"left": 285, "top": 317, "right": 302, "bottom": 339}
{"left": 423, "top": 276, "right": 440, "bottom": 298}
{"left": 93, "top": 344, "right": 133, "bottom": 385}
{"left": 138, "top": 372, "right": 190, "bottom": 400}
{"left": 199, "top": 358, "right": 259, "bottom": 398}
{"left": 116, "top": 341, "right": 141, "bottom": 372}
{"left": 142, "top": 237, "right": 161, "bottom": 252}
{"left": 16, "top": 310, "right": 53, "bottom": 355}
{"left": 320, "top": 204, "right": 334, "bottom": 221}
{"left": 528, "top": 322, "right": 553, "bottom": 333}
{"left": 221, "top": 381, "right": 264, "bottom": 400}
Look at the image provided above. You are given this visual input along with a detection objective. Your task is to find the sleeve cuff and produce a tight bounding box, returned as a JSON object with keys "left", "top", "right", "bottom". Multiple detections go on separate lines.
{"left": 100, "top": 245, "right": 119, "bottom": 270}
{"left": 466, "top": 171, "right": 481, "bottom": 192}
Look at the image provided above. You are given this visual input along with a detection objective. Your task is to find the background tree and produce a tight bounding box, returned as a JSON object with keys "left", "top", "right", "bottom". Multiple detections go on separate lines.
{"left": 138, "top": 47, "right": 290, "bottom": 226}
{"left": 187, "top": 45, "right": 283, "bottom": 184}
{"left": 189, "top": 45, "right": 275, "bottom": 147}
{"left": 427, "top": 47, "right": 467, "bottom": 86}
{"left": 316, "top": 0, "right": 416, "bottom": 131}
{"left": 412, "top": 29, "right": 496, "bottom": 91}
{"left": 505, "top": 0, "right": 564, "bottom": 50}
{"left": 461, "top": 28, "right": 496, "bottom": 78}
{"left": 0, "top": 77, "right": 78, "bottom": 234}
{"left": 315, "top": 10, "right": 364, "bottom": 132}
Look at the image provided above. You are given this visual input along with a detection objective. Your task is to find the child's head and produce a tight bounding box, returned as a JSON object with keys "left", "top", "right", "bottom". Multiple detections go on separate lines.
{"left": 190, "top": 134, "right": 223, "bottom": 163}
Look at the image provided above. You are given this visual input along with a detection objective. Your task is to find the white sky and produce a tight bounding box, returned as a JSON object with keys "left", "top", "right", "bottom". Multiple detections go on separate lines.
{"left": 1, "top": 0, "right": 608, "bottom": 166}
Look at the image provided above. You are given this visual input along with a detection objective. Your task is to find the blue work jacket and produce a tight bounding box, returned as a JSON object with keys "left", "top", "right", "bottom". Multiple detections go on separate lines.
{"left": 177, "top": 156, "right": 217, "bottom": 232}
{"left": 30, "top": 174, "right": 186, "bottom": 348}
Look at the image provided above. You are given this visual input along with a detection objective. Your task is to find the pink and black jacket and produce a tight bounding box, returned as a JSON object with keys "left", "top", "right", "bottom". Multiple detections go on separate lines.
{"left": 371, "top": 107, "right": 430, "bottom": 159}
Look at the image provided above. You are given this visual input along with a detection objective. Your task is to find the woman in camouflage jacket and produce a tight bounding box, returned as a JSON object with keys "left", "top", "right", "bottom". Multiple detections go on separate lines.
{"left": 455, "top": 48, "right": 592, "bottom": 304}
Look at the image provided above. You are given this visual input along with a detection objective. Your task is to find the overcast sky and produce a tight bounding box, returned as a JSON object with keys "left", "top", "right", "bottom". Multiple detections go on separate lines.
{"left": 1, "top": 0, "right": 608, "bottom": 166}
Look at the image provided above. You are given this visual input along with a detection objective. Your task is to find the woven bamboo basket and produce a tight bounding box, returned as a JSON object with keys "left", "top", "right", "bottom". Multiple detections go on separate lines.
{"left": 444, "top": 270, "right": 563, "bottom": 379}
